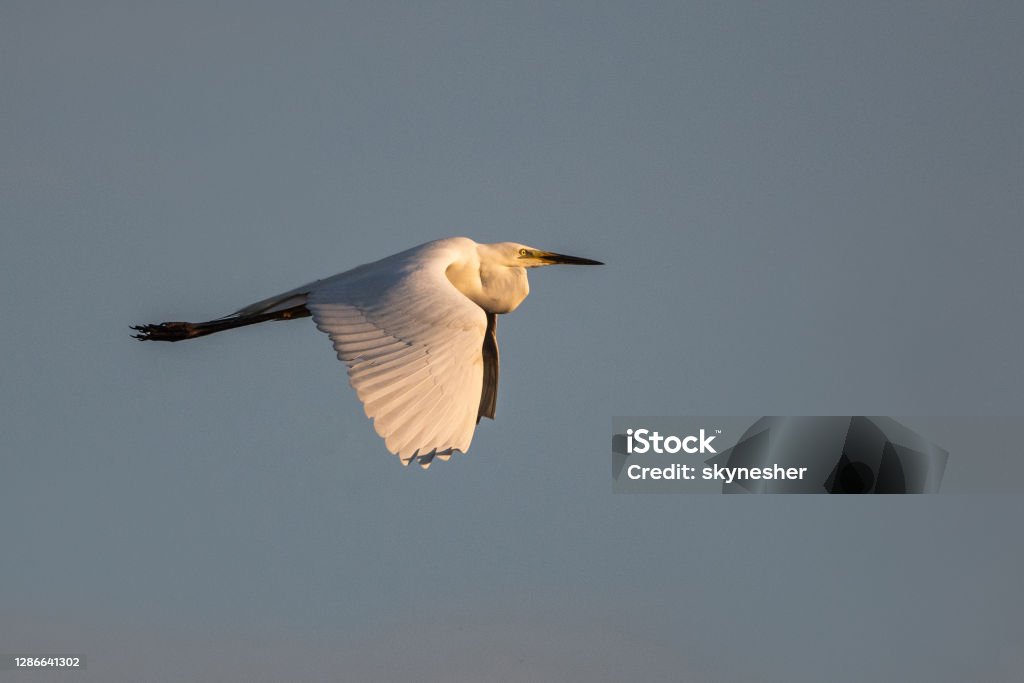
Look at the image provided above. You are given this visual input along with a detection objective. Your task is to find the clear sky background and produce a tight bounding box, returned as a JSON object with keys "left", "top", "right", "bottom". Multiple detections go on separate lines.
{"left": 2, "top": 2, "right": 1022, "bottom": 681}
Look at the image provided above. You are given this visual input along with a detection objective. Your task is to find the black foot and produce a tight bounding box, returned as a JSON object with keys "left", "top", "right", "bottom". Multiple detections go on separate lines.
{"left": 130, "top": 322, "right": 194, "bottom": 341}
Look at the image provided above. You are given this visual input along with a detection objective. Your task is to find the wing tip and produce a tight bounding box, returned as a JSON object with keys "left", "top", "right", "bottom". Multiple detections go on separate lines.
{"left": 393, "top": 447, "right": 461, "bottom": 470}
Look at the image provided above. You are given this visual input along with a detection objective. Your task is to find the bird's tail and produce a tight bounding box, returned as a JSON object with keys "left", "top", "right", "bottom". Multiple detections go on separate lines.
{"left": 131, "top": 304, "right": 311, "bottom": 342}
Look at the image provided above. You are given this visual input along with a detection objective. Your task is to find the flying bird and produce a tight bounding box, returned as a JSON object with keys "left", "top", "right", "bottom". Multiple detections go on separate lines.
{"left": 132, "top": 237, "right": 602, "bottom": 468}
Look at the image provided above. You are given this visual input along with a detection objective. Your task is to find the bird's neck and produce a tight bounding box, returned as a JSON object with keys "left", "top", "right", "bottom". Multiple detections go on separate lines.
{"left": 447, "top": 261, "right": 530, "bottom": 314}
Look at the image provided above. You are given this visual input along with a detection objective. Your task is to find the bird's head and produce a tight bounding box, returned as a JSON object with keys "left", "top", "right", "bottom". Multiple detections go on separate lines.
{"left": 483, "top": 242, "right": 604, "bottom": 268}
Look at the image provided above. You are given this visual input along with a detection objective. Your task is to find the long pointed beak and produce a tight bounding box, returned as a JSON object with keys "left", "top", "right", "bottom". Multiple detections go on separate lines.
{"left": 537, "top": 251, "right": 604, "bottom": 265}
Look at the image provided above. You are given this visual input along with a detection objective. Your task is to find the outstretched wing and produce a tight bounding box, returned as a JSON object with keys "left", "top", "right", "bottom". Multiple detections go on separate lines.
{"left": 307, "top": 244, "right": 488, "bottom": 468}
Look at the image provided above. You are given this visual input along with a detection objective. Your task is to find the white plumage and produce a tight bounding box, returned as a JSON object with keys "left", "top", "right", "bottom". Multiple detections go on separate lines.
{"left": 133, "top": 237, "right": 602, "bottom": 468}
{"left": 309, "top": 241, "right": 488, "bottom": 466}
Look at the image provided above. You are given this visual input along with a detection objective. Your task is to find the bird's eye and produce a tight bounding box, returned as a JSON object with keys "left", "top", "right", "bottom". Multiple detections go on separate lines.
{"left": 519, "top": 248, "right": 530, "bottom": 256}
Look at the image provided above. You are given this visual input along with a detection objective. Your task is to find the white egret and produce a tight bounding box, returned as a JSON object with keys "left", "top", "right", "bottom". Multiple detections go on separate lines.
{"left": 133, "top": 237, "right": 602, "bottom": 468}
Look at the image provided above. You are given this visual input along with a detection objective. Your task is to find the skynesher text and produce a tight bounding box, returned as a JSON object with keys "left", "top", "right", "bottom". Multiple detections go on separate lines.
{"left": 627, "top": 463, "right": 808, "bottom": 483}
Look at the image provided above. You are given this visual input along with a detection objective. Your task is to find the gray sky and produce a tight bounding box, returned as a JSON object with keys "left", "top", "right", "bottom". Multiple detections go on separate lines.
{"left": 2, "top": 2, "right": 1022, "bottom": 681}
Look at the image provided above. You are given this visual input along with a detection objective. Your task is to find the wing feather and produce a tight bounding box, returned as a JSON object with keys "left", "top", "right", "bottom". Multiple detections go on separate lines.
{"left": 307, "top": 241, "right": 487, "bottom": 464}
{"left": 478, "top": 312, "right": 499, "bottom": 422}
